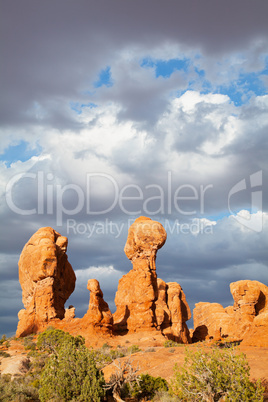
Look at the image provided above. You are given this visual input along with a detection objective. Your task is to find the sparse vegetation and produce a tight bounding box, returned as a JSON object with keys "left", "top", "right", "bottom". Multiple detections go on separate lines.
{"left": 170, "top": 345, "right": 265, "bottom": 401}
{"left": 0, "top": 335, "right": 7, "bottom": 345}
{"left": 105, "top": 357, "right": 140, "bottom": 400}
{"left": 129, "top": 373, "right": 168, "bottom": 400}
{"left": 0, "top": 351, "right": 10, "bottom": 358}
{"left": 164, "top": 340, "right": 181, "bottom": 348}
{"left": 145, "top": 347, "right": 156, "bottom": 352}
{"left": 0, "top": 330, "right": 266, "bottom": 402}
{"left": 0, "top": 335, "right": 10, "bottom": 349}
{"left": 127, "top": 344, "right": 141, "bottom": 354}
{"left": 0, "top": 373, "right": 39, "bottom": 402}
{"left": 23, "top": 335, "right": 36, "bottom": 351}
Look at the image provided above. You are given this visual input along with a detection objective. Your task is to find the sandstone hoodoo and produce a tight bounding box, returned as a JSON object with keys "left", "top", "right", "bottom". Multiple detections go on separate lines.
{"left": 16, "top": 227, "right": 76, "bottom": 337}
{"left": 79, "top": 279, "right": 113, "bottom": 333}
{"left": 16, "top": 219, "right": 191, "bottom": 344}
{"left": 113, "top": 217, "right": 191, "bottom": 343}
{"left": 193, "top": 280, "right": 268, "bottom": 347}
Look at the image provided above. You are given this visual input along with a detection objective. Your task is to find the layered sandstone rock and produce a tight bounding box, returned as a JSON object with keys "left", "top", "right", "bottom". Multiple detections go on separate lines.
{"left": 79, "top": 279, "right": 113, "bottom": 333}
{"left": 113, "top": 217, "right": 191, "bottom": 343}
{"left": 16, "top": 227, "right": 76, "bottom": 337}
{"left": 193, "top": 280, "right": 268, "bottom": 346}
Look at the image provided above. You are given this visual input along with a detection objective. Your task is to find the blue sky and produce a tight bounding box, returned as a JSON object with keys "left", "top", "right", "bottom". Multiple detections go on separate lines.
{"left": 0, "top": 141, "right": 41, "bottom": 168}
{"left": 0, "top": 0, "right": 267, "bottom": 337}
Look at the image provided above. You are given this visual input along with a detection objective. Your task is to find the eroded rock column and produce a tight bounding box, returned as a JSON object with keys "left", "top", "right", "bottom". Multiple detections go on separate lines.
{"left": 16, "top": 227, "right": 76, "bottom": 337}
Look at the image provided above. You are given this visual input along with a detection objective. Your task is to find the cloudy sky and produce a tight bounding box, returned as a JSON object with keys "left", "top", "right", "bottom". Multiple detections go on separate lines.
{"left": 1, "top": 0, "right": 268, "bottom": 337}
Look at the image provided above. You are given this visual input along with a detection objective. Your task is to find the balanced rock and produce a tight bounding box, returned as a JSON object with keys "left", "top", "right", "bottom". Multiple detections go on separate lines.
{"left": 193, "top": 280, "right": 268, "bottom": 346}
{"left": 16, "top": 227, "right": 76, "bottom": 337}
{"left": 113, "top": 217, "right": 166, "bottom": 333}
{"left": 113, "top": 217, "right": 191, "bottom": 342}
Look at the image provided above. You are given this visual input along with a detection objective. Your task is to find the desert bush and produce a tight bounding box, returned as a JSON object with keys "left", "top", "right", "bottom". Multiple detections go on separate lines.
{"left": 145, "top": 347, "right": 156, "bottom": 352}
{"left": 38, "top": 333, "right": 105, "bottom": 402}
{"left": 0, "top": 335, "right": 10, "bottom": 349}
{"left": 23, "top": 335, "right": 36, "bottom": 351}
{"left": 105, "top": 357, "right": 140, "bottom": 400}
{"left": 90, "top": 345, "right": 126, "bottom": 369}
{"left": 152, "top": 390, "right": 179, "bottom": 401}
{"left": 37, "top": 327, "right": 84, "bottom": 353}
{"left": 0, "top": 335, "right": 7, "bottom": 344}
{"left": 164, "top": 340, "right": 180, "bottom": 348}
{"left": 0, "top": 351, "right": 11, "bottom": 358}
{"left": 129, "top": 373, "right": 168, "bottom": 400}
{"left": 101, "top": 342, "right": 111, "bottom": 349}
{"left": 170, "top": 346, "right": 265, "bottom": 401}
{"left": 127, "top": 344, "right": 141, "bottom": 354}
{"left": 0, "top": 373, "right": 39, "bottom": 402}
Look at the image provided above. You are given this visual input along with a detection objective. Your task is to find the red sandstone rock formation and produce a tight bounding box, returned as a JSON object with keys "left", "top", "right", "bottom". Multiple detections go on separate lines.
{"left": 113, "top": 217, "right": 166, "bottom": 333}
{"left": 16, "top": 227, "right": 114, "bottom": 338}
{"left": 113, "top": 217, "right": 191, "bottom": 343}
{"left": 16, "top": 227, "right": 76, "bottom": 337}
{"left": 79, "top": 279, "right": 113, "bottom": 333}
{"left": 164, "top": 282, "right": 191, "bottom": 343}
{"left": 193, "top": 280, "right": 268, "bottom": 346}
{"left": 16, "top": 221, "right": 191, "bottom": 343}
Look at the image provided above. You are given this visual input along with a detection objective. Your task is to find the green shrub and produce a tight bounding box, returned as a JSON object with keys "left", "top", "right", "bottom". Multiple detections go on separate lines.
{"left": 0, "top": 335, "right": 10, "bottom": 349}
{"left": 128, "top": 373, "right": 168, "bottom": 400}
{"left": 0, "top": 351, "right": 10, "bottom": 358}
{"left": 23, "top": 335, "right": 36, "bottom": 351}
{"left": 0, "top": 335, "right": 7, "bottom": 344}
{"left": 38, "top": 333, "right": 105, "bottom": 401}
{"left": 127, "top": 344, "right": 141, "bottom": 354}
{"left": 37, "top": 327, "right": 84, "bottom": 353}
{"left": 101, "top": 342, "right": 111, "bottom": 349}
{"left": 164, "top": 340, "right": 180, "bottom": 348}
{"left": 0, "top": 373, "right": 39, "bottom": 401}
{"left": 170, "top": 346, "right": 265, "bottom": 401}
{"left": 90, "top": 345, "right": 127, "bottom": 369}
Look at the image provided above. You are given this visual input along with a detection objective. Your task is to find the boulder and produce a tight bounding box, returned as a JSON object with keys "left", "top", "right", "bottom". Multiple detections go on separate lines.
{"left": 16, "top": 227, "right": 76, "bottom": 337}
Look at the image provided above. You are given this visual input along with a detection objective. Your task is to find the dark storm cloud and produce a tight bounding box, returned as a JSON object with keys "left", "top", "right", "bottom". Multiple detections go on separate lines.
{"left": 1, "top": 0, "right": 268, "bottom": 129}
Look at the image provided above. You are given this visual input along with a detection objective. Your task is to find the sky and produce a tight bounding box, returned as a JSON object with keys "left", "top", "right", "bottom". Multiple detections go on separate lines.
{"left": 0, "top": 0, "right": 268, "bottom": 337}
